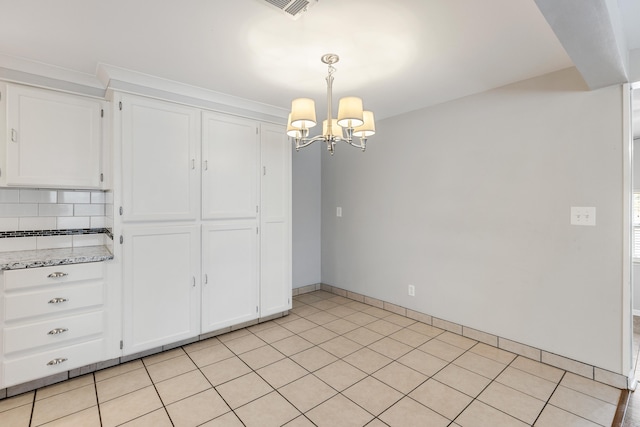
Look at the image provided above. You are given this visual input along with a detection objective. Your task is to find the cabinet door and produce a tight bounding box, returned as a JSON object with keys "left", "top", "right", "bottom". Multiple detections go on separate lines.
{"left": 121, "top": 95, "right": 200, "bottom": 222}
{"left": 202, "top": 112, "right": 259, "bottom": 220}
{"left": 260, "top": 123, "right": 292, "bottom": 317}
{"left": 6, "top": 84, "right": 103, "bottom": 188}
{"left": 122, "top": 225, "right": 200, "bottom": 355}
{"left": 201, "top": 222, "right": 259, "bottom": 333}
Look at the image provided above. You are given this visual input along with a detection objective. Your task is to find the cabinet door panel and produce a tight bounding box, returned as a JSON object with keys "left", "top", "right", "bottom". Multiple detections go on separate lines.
{"left": 122, "top": 226, "right": 199, "bottom": 355}
{"left": 6, "top": 84, "right": 102, "bottom": 188}
{"left": 121, "top": 95, "right": 199, "bottom": 222}
{"left": 202, "top": 222, "right": 259, "bottom": 332}
{"left": 202, "top": 112, "right": 259, "bottom": 220}
{"left": 260, "top": 124, "right": 292, "bottom": 317}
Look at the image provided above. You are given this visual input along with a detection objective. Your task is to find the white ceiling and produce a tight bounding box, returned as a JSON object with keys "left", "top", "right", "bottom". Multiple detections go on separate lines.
{"left": 0, "top": 0, "right": 638, "bottom": 121}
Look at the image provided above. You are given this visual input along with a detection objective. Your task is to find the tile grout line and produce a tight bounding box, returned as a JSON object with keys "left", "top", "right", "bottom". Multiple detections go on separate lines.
{"left": 92, "top": 373, "right": 103, "bottom": 427}
{"left": 532, "top": 369, "right": 609, "bottom": 427}
{"left": 445, "top": 342, "right": 515, "bottom": 426}
{"left": 228, "top": 330, "right": 304, "bottom": 426}
{"left": 141, "top": 355, "right": 176, "bottom": 426}
{"left": 28, "top": 388, "right": 35, "bottom": 427}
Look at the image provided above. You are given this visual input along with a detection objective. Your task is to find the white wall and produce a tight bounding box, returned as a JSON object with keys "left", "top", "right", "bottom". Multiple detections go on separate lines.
{"left": 321, "top": 68, "right": 625, "bottom": 373}
{"left": 292, "top": 142, "right": 322, "bottom": 288}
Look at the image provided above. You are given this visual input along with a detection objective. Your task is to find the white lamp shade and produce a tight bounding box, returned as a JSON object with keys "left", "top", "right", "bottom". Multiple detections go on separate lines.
{"left": 323, "top": 119, "right": 343, "bottom": 138}
{"left": 290, "top": 98, "right": 317, "bottom": 128}
{"left": 337, "top": 96, "right": 364, "bottom": 127}
{"left": 353, "top": 111, "right": 375, "bottom": 137}
{"left": 286, "top": 114, "right": 301, "bottom": 138}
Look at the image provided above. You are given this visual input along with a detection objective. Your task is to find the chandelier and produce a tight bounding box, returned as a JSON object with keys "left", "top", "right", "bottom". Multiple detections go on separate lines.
{"left": 287, "top": 53, "right": 375, "bottom": 155}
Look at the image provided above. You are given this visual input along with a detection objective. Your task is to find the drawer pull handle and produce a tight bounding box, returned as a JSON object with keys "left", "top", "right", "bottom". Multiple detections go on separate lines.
{"left": 48, "top": 298, "right": 68, "bottom": 304}
{"left": 48, "top": 272, "right": 68, "bottom": 278}
{"left": 47, "top": 328, "right": 68, "bottom": 335}
{"left": 46, "top": 358, "right": 67, "bottom": 366}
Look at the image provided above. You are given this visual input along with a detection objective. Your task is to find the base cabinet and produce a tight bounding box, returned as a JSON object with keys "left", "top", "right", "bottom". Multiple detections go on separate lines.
{"left": 1, "top": 263, "right": 109, "bottom": 388}
{"left": 121, "top": 226, "right": 200, "bottom": 356}
{"left": 201, "top": 223, "right": 259, "bottom": 333}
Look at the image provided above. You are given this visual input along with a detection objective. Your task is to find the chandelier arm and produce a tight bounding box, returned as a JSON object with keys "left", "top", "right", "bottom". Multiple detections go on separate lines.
{"left": 294, "top": 134, "right": 327, "bottom": 149}
{"left": 346, "top": 139, "right": 366, "bottom": 150}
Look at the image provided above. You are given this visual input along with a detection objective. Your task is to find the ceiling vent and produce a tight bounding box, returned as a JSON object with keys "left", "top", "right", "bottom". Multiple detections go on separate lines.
{"left": 260, "top": 0, "right": 318, "bottom": 20}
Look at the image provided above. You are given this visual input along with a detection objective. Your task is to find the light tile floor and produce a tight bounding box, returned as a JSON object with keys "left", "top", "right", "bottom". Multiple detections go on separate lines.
{"left": 0, "top": 290, "right": 622, "bottom": 426}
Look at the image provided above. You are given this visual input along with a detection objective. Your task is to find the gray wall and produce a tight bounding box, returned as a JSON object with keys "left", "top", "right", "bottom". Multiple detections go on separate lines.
{"left": 321, "top": 67, "right": 625, "bottom": 373}
{"left": 292, "top": 142, "right": 322, "bottom": 288}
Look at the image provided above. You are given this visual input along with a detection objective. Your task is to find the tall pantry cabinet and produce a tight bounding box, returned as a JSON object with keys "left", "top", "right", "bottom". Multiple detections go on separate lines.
{"left": 118, "top": 95, "right": 201, "bottom": 355}
{"left": 201, "top": 112, "right": 260, "bottom": 332}
{"left": 113, "top": 93, "right": 291, "bottom": 356}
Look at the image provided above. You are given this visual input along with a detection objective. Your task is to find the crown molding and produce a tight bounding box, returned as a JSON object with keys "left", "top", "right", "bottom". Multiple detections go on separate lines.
{"left": 0, "top": 54, "right": 288, "bottom": 121}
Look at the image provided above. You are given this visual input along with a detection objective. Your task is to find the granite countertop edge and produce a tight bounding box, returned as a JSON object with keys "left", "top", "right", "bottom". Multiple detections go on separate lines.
{"left": 0, "top": 246, "right": 114, "bottom": 270}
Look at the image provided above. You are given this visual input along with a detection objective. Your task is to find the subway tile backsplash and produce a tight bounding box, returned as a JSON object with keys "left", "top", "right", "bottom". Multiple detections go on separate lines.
{"left": 0, "top": 188, "right": 112, "bottom": 252}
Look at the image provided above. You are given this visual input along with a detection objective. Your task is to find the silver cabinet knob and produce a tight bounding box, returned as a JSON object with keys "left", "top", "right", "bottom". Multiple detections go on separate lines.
{"left": 47, "top": 328, "right": 68, "bottom": 335}
{"left": 48, "top": 272, "right": 68, "bottom": 278}
{"left": 48, "top": 298, "right": 68, "bottom": 304}
{"left": 46, "top": 358, "right": 67, "bottom": 366}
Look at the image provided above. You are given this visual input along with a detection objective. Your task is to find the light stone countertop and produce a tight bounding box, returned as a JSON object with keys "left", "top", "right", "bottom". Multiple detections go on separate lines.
{"left": 0, "top": 245, "right": 113, "bottom": 270}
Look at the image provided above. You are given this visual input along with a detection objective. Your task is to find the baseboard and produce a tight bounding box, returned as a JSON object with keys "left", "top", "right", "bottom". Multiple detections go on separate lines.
{"left": 312, "top": 283, "right": 630, "bottom": 390}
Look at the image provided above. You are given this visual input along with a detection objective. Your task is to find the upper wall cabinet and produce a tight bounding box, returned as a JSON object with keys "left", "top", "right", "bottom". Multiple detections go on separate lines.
{"left": 120, "top": 94, "right": 200, "bottom": 222}
{"left": 4, "top": 84, "right": 105, "bottom": 189}
{"left": 202, "top": 112, "right": 260, "bottom": 220}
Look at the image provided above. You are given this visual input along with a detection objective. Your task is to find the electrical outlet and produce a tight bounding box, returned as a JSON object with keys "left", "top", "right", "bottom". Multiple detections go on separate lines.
{"left": 570, "top": 207, "right": 596, "bottom": 226}
{"left": 336, "top": 207, "right": 342, "bottom": 217}
{"left": 408, "top": 284, "right": 415, "bottom": 296}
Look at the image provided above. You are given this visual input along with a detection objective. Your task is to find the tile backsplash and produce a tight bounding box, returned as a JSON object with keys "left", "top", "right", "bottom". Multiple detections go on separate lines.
{"left": 0, "top": 188, "right": 113, "bottom": 252}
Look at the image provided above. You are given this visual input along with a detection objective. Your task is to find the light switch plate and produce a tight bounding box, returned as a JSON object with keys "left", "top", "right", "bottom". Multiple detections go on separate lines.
{"left": 571, "top": 207, "right": 596, "bottom": 226}
{"left": 336, "top": 207, "right": 342, "bottom": 217}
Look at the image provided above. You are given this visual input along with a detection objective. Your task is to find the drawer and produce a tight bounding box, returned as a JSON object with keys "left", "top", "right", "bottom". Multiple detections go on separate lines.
{"left": 4, "top": 310, "right": 103, "bottom": 354}
{"left": 4, "top": 282, "right": 103, "bottom": 321}
{"left": 3, "top": 339, "right": 104, "bottom": 388}
{"left": 4, "top": 262, "right": 104, "bottom": 291}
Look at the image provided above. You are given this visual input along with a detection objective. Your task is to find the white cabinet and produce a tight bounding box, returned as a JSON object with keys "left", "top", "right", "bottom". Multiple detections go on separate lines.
{"left": 200, "top": 114, "right": 291, "bottom": 328}
{"left": 122, "top": 226, "right": 200, "bottom": 355}
{"left": 115, "top": 93, "right": 291, "bottom": 355}
{"left": 202, "top": 112, "right": 259, "bottom": 220}
{"left": 200, "top": 112, "right": 261, "bottom": 333}
{"left": 4, "top": 84, "right": 105, "bottom": 189}
{"left": 120, "top": 94, "right": 200, "bottom": 222}
{"left": 201, "top": 222, "right": 259, "bottom": 332}
{"left": 260, "top": 123, "right": 292, "bottom": 317}
{"left": 1, "top": 263, "right": 109, "bottom": 388}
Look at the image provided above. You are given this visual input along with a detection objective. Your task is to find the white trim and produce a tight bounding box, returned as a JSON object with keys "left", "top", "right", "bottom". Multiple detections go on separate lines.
{"left": 96, "top": 64, "right": 288, "bottom": 120}
{"left": 623, "top": 83, "right": 633, "bottom": 378}
{"left": 0, "top": 53, "right": 103, "bottom": 89}
{"left": 0, "top": 54, "right": 289, "bottom": 121}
